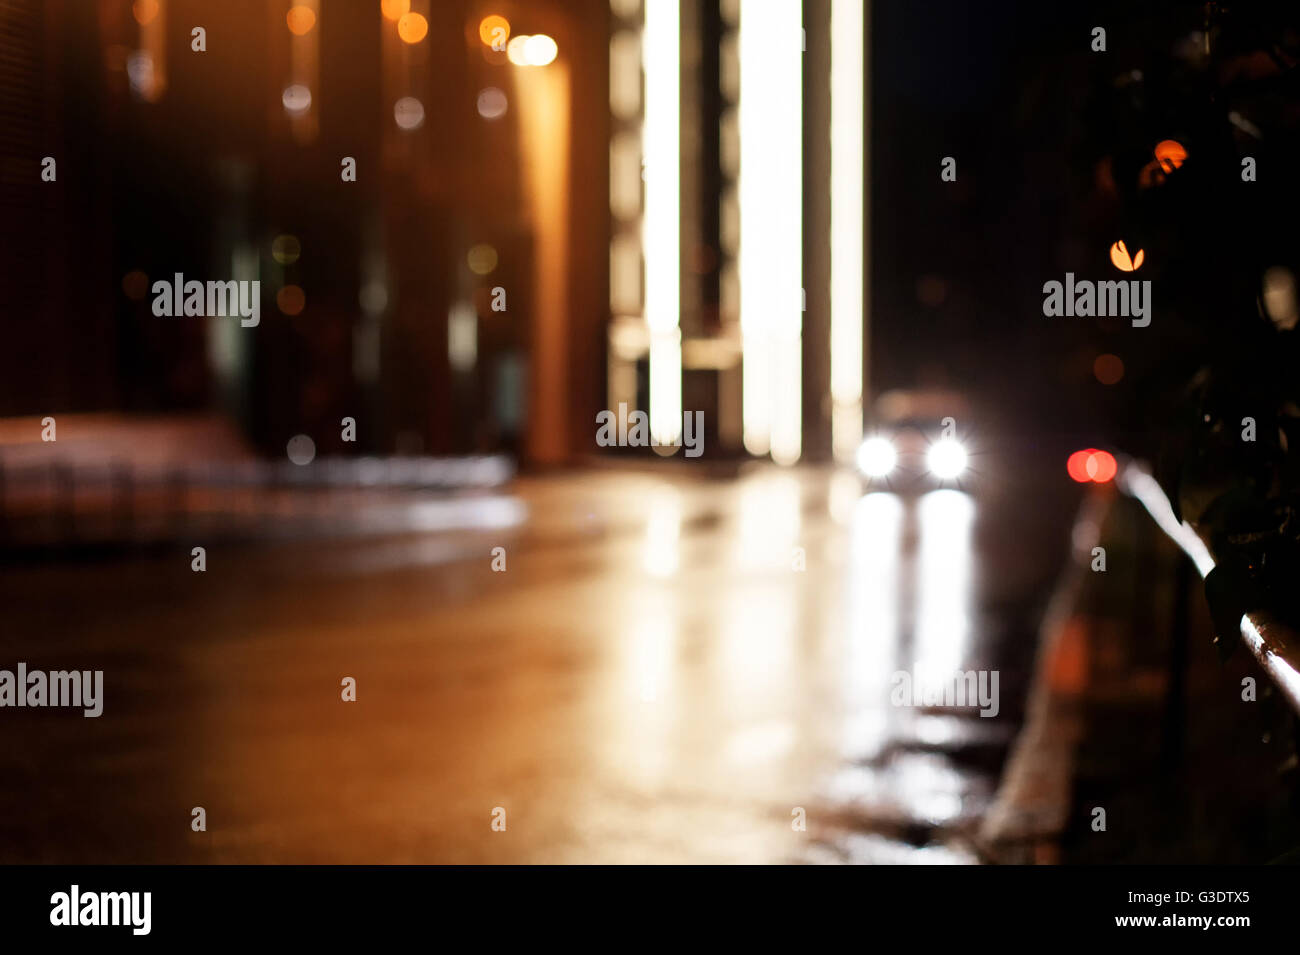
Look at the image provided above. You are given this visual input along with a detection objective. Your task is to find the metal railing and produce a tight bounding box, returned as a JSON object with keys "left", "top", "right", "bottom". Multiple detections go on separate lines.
{"left": 1121, "top": 462, "right": 1300, "bottom": 716}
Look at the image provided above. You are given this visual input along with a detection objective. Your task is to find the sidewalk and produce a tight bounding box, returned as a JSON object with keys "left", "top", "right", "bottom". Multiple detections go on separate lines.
{"left": 983, "top": 487, "right": 1300, "bottom": 863}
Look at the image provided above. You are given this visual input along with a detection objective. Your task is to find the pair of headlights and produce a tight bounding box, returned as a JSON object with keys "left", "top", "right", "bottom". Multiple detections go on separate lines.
{"left": 856, "top": 436, "right": 968, "bottom": 480}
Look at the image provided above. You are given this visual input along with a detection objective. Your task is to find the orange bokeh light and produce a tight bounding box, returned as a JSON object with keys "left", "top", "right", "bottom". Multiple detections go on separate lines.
{"left": 479, "top": 15, "right": 510, "bottom": 49}
{"left": 398, "top": 11, "right": 428, "bottom": 44}
{"left": 132, "top": 0, "right": 159, "bottom": 26}
{"left": 1109, "top": 240, "right": 1144, "bottom": 272}
{"left": 1154, "top": 139, "right": 1187, "bottom": 172}
{"left": 286, "top": 6, "right": 316, "bottom": 36}
{"left": 381, "top": 0, "right": 410, "bottom": 21}
{"left": 1138, "top": 159, "right": 1166, "bottom": 189}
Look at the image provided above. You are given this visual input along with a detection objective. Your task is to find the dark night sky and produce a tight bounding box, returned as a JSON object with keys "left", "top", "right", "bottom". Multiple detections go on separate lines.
{"left": 872, "top": 0, "right": 1300, "bottom": 468}
{"left": 870, "top": 1, "right": 1220, "bottom": 451}
{"left": 872, "top": 1, "right": 1087, "bottom": 411}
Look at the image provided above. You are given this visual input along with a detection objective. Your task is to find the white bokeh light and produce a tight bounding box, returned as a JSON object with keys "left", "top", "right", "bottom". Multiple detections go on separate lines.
{"left": 926, "top": 438, "right": 968, "bottom": 479}
{"left": 523, "top": 34, "right": 558, "bottom": 66}
{"left": 286, "top": 434, "right": 316, "bottom": 466}
{"left": 281, "top": 84, "right": 312, "bottom": 115}
{"left": 856, "top": 436, "right": 897, "bottom": 478}
{"left": 394, "top": 96, "right": 425, "bottom": 130}
{"left": 476, "top": 87, "right": 507, "bottom": 120}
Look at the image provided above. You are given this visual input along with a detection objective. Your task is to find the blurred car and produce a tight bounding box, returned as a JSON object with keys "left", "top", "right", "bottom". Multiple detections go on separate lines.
{"left": 855, "top": 389, "right": 973, "bottom": 490}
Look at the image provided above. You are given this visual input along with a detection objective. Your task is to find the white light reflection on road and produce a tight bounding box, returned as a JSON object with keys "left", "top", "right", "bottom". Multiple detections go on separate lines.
{"left": 840, "top": 491, "right": 903, "bottom": 757}
{"left": 613, "top": 606, "right": 678, "bottom": 789}
{"left": 717, "top": 471, "right": 801, "bottom": 771}
{"left": 719, "top": 580, "right": 797, "bottom": 715}
{"left": 631, "top": 611, "right": 674, "bottom": 705}
{"left": 640, "top": 486, "right": 682, "bottom": 579}
{"left": 733, "top": 470, "right": 802, "bottom": 571}
{"left": 914, "top": 489, "right": 975, "bottom": 695}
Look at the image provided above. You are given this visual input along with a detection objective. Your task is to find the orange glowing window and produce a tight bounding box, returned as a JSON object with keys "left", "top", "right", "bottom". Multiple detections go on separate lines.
{"left": 1154, "top": 139, "right": 1187, "bottom": 173}
{"left": 1109, "top": 240, "right": 1144, "bottom": 272}
{"left": 479, "top": 15, "right": 510, "bottom": 50}
{"left": 398, "top": 11, "right": 428, "bottom": 44}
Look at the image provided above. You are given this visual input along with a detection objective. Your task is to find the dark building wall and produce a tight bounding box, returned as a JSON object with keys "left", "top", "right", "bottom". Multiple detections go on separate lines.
{"left": 1, "top": 0, "right": 609, "bottom": 465}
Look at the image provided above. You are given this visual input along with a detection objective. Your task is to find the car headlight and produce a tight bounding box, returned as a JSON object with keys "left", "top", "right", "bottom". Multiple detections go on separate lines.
{"left": 856, "top": 436, "right": 898, "bottom": 477}
{"left": 926, "top": 438, "right": 967, "bottom": 479}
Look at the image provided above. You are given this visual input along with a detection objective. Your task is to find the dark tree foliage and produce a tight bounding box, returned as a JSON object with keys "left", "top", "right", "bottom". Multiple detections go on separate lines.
{"left": 1099, "top": 3, "right": 1300, "bottom": 650}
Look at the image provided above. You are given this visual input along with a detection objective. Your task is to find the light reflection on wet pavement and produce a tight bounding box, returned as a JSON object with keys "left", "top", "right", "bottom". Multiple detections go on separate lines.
{"left": 0, "top": 465, "right": 1074, "bottom": 863}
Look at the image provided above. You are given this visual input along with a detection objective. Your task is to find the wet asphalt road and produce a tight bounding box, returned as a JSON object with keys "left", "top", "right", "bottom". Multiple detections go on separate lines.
{"left": 0, "top": 461, "right": 1078, "bottom": 863}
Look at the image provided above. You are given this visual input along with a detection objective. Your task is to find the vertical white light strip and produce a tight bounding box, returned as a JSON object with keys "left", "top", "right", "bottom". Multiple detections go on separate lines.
{"left": 643, "top": 0, "right": 682, "bottom": 446}
{"left": 830, "top": 0, "right": 864, "bottom": 462}
{"left": 739, "top": 0, "right": 802, "bottom": 463}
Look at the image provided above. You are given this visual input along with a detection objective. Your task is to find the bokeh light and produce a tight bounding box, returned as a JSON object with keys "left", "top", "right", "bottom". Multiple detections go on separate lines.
{"left": 122, "top": 270, "right": 149, "bottom": 301}
{"left": 1262, "top": 266, "right": 1299, "bottom": 331}
{"left": 1154, "top": 139, "right": 1187, "bottom": 172}
{"left": 478, "top": 15, "right": 510, "bottom": 49}
{"left": 132, "top": 0, "right": 159, "bottom": 26}
{"left": 1067, "top": 449, "right": 1118, "bottom": 483}
{"left": 281, "top": 84, "right": 312, "bottom": 115}
{"left": 1109, "top": 239, "right": 1144, "bottom": 272}
{"left": 467, "top": 244, "right": 498, "bottom": 275}
{"left": 1138, "top": 159, "right": 1166, "bottom": 189}
{"left": 397, "top": 11, "right": 428, "bottom": 44}
{"left": 286, "top": 6, "right": 316, "bottom": 36}
{"left": 277, "top": 285, "right": 306, "bottom": 315}
{"left": 926, "top": 438, "right": 968, "bottom": 479}
{"left": 1067, "top": 450, "right": 1092, "bottom": 483}
{"left": 1093, "top": 353, "right": 1124, "bottom": 384}
{"left": 126, "top": 53, "right": 156, "bottom": 99}
{"left": 524, "top": 34, "right": 558, "bottom": 66}
{"left": 476, "top": 87, "right": 507, "bottom": 120}
{"left": 380, "top": 0, "right": 409, "bottom": 21}
{"left": 1069, "top": 450, "right": 1097, "bottom": 482}
{"left": 286, "top": 434, "right": 316, "bottom": 466}
{"left": 856, "top": 436, "right": 897, "bottom": 478}
{"left": 272, "top": 234, "right": 301, "bottom": 265}
{"left": 393, "top": 96, "right": 424, "bottom": 130}
{"left": 1263, "top": 265, "right": 1294, "bottom": 332}
{"left": 1090, "top": 450, "right": 1117, "bottom": 483}
{"left": 506, "top": 35, "right": 531, "bottom": 66}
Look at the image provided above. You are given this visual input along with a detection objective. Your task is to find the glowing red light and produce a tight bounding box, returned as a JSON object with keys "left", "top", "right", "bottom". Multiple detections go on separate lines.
{"left": 1067, "top": 448, "right": 1117, "bottom": 484}
{"left": 1067, "top": 449, "right": 1094, "bottom": 483}
{"left": 1090, "top": 450, "right": 1117, "bottom": 483}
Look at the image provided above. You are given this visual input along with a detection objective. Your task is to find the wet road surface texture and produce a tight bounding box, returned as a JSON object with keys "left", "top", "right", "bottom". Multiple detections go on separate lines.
{"left": 0, "top": 460, "right": 1078, "bottom": 863}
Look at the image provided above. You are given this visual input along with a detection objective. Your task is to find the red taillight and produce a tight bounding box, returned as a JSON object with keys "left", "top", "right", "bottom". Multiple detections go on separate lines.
{"left": 1068, "top": 449, "right": 1117, "bottom": 484}
{"left": 1067, "top": 449, "right": 1094, "bottom": 483}
{"left": 1090, "top": 450, "right": 1117, "bottom": 483}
